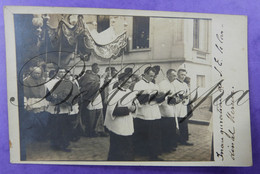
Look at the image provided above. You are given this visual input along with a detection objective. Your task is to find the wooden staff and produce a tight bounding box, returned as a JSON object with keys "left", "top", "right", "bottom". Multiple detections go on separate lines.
{"left": 58, "top": 25, "right": 62, "bottom": 67}
{"left": 45, "top": 27, "right": 48, "bottom": 63}
{"left": 58, "top": 38, "right": 62, "bottom": 67}
{"left": 73, "top": 39, "right": 78, "bottom": 76}
{"left": 121, "top": 50, "right": 124, "bottom": 69}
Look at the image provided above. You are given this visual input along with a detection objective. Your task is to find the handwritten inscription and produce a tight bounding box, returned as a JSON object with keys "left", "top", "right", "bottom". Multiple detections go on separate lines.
{"left": 216, "top": 85, "right": 224, "bottom": 161}
{"left": 214, "top": 25, "right": 236, "bottom": 161}
{"left": 226, "top": 89, "right": 236, "bottom": 160}
{"left": 214, "top": 29, "right": 224, "bottom": 77}
{"left": 215, "top": 26, "right": 225, "bottom": 161}
{"left": 216, "top": 137, "right": 224, "bottom": 161}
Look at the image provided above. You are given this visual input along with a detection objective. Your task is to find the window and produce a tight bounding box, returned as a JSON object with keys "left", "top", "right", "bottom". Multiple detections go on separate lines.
{"left": 133, "top": 17, "right": 150, "bottom": 49}
{"left": 193, "top": 19, "right": 200, "bottom": 49}
{"left": 193, "top": 19, "right": 209, "bottom": 52}
{"left": 197, "top": 75, "right": 205, "bottom": 88}
{"left": 97, "top": 15, "right": 110, "bottom": 33}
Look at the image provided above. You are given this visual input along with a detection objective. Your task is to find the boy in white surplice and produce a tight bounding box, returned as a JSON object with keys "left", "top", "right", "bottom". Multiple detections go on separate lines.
{"left": 104, "top": 73, "right": 137, "bottom": 161}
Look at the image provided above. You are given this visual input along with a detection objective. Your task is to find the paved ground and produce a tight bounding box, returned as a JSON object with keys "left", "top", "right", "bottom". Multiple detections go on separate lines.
{"left": 26, "top": 107, "right": 212, "bottom": 162}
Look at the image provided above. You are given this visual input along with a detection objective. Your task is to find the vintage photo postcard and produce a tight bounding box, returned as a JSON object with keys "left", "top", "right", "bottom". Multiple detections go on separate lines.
{"left": 4, "top": 6, "right": 252, "bottom": 166}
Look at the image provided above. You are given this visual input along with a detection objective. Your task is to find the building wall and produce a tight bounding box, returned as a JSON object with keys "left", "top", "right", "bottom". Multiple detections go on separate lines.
{"left": 47, "top": 14, "right": 212, "bottom": 95}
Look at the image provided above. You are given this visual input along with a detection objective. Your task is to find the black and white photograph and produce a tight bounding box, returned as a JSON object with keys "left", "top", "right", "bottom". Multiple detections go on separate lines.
{"left": 4, "top": 6, "right": 251, "bottom": 166}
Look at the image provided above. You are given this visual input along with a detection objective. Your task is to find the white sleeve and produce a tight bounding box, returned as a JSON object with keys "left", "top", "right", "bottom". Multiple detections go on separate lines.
{"left": 158, "top": 81, "right": 166, "bottom": 92}
{"left": 183, "top": 83, "right": 190, "bottom": 105}
{"left": 133, "top": 81, "right": 142, "bottom": 91}
{"left": 154, "top": 83, "right": 159, "bottom": 91}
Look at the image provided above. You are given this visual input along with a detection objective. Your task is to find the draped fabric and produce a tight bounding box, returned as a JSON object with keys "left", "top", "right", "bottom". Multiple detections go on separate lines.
{"left": 78, "top": 72, "right": 101, "bottom": 106}
{"left": 44, "top": 15, "right": 127, "bottom": 66}
{"left": 48, "top": 17, "right": 85, "bottom": 47}
{"left": 83, "top": 27, "right": 127, "bottom": 60}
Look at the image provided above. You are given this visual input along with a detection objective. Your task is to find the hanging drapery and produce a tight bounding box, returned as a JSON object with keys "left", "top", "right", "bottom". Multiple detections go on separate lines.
{"left": 42, "top": 15, "right": 127, "bottom": 66}
{"left": 83, "top": 27, "right": 127, "bottom": 60}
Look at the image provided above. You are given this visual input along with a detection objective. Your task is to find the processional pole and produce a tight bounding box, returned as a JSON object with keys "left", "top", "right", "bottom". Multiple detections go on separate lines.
{"left": 58, "top": 36, "right": 62, "bottom": 67}
{"left": 44, "top": 26, "right": 48, "bottom": 63}
{"left": 43, "top": 14, "right": 50, "bottom": 63}
{"left": 73, "top": 39, "right": 78, "bottom": 77}
{"left": 121, "top": 18, "right": 128, "bottom": 70}
{"left": 58, "top": 20, "right": 62, "bottom": 67}
{"left": 40, "top": 17, "right": 49, "bottom": 80}
{"left": 121, "top": 50, "right": 124, "bottom": 69}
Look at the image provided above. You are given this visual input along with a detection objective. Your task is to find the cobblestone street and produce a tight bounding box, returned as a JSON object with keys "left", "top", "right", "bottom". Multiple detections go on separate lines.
{"left": 26, "top": 108, "right": 213, "bottom": 162}
{"left": 27, "top": 123, "right": 212, "bottom": 161}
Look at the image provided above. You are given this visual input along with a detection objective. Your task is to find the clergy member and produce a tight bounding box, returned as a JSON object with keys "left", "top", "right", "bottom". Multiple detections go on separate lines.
{"left": 133, "top": 66, "right": 162, "bottom": 161}
{"left": 172, "top": 68, "right": 193, "bottom": 146}
{"left": 104, "top": 72, "right": 137, "bottom": 161}
{"left": 158, "top": 69, "right": 179, "bottom": 152}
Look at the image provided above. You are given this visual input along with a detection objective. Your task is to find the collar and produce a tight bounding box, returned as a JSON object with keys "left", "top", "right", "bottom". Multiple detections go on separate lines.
{"left": 142, "top": 77, "right": 150, "bottom": 83}
{"left": 118, "top": 86, "right": 127, "bottom": 91}
{"left": 176, "top": 78, "right": 183, "bottom": 83}
{"left": 166, "top": 78, "right": 172, "bottom": 83}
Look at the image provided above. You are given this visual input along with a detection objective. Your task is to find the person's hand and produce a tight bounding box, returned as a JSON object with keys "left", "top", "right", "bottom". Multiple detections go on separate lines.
{"left": 128, "top": 104, "right": 136, "bottom": 113}
{"left": 175, "top": 96, "right": 182, "bottom": 104}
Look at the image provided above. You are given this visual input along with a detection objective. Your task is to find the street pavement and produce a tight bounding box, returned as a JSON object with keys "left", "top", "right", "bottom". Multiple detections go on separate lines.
{"left": 26, "top": 108, "right": 212, "bottom": 162}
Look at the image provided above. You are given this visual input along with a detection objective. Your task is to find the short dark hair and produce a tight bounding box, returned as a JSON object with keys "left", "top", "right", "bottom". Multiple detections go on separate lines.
{"left": 105, "top": 67, "right": 114, "bottom": 72}
{"left": 118, "top": 73, "right": 130, "bottom": 82}
{"left": 177, "top": 68, "right": 187, "bottom": 74}
{"left": 124, "top": 67, "right": 133, "bottom": 74}
{"left": 144, "top": 66, "right": 156, "bottom": 75}
{"left": 166, "top": 69, "right": 176, "bottom": 76}
{"left": 111, "top": 67, "right": 117, "bottom": 73}
{"left": 105, "top": 67, "right": 110, "bottom": 72}
{"left": 153, "top": 65, "right": 160, "bottom": 75}
{"left": 49, "top": 69, "right": 57, "bottom": 78}
{"left": 78, "top": 15, "right": 83, "bottom": 19}
{"left": 91, "top": 63, "right": 98, "bottom": 68}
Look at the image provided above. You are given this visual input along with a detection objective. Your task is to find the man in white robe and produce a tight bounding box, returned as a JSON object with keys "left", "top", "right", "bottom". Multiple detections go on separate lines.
{"left": 158, "top": 69, "right": 178, "bottom": 152}
{"left": 133, "top": 67, "right": 162, "bottom": 161}
{"left": 172, "top": 69, "right": 193, "bottom": 146}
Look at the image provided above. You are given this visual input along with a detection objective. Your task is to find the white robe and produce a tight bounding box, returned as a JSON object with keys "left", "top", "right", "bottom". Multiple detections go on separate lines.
{"left": 133, "top": 79, "right": 161, "bottom": 120}
{"left": 158, "top": 79, "right": 176, "bottom": 118}
{"left": 104, "top": 88, "right": 137, "bottom": 136}
{"left": 172, "top": 79, "right": 189, "bottom": 118}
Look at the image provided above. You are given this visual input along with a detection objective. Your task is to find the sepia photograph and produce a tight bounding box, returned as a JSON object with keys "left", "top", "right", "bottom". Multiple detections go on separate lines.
{"left": 4, "top": 6, "right": 251, "bottom": 166}
{"left": 14, "top": 13, "right": 213, "bottom": 162}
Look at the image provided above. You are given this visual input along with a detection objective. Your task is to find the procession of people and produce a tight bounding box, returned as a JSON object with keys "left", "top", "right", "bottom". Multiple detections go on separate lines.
{"left": 21, "top": 61, "right": 195, "bottom": 161}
